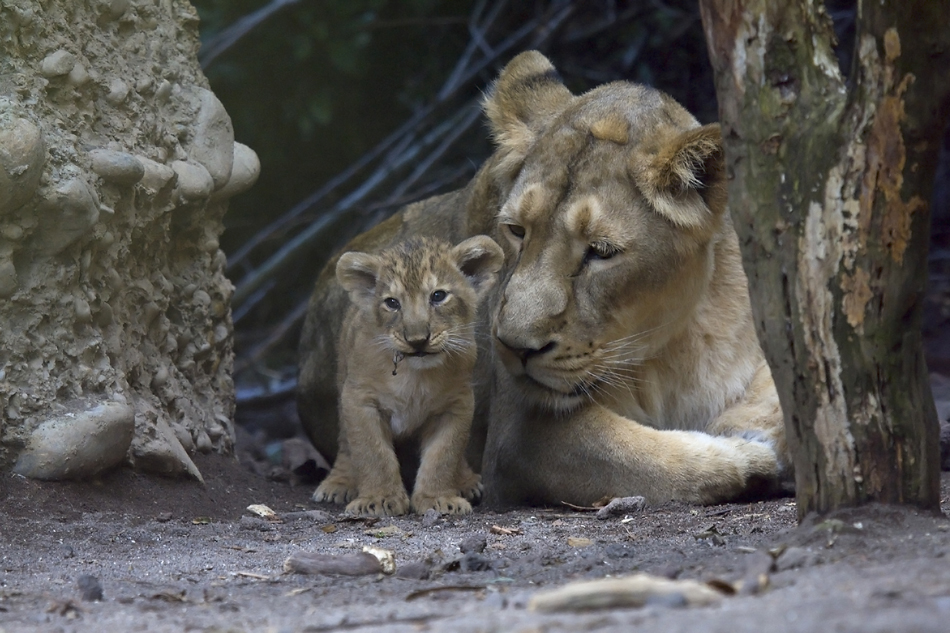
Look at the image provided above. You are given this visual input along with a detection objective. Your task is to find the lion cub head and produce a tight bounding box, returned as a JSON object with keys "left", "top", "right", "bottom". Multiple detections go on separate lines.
{"left": 336, "top": 235, "right": 504, "bottom": 370}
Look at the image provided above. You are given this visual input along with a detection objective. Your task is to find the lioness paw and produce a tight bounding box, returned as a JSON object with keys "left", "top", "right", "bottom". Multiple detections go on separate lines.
{"left": 313, "top": 478, "right": 357, "bottom": 505}
{"left": 345, "top": 493, "right": 410, "bottom": 517}
{"left": 458, "top": 474, "right": 483, "bottom": 503}
{"left": 411, "top": 494, "right": 472, "bottom": 515}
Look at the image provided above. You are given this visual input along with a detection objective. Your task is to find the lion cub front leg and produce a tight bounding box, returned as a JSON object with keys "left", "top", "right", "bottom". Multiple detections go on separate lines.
{"left": 313, "top": 447, "right": 358, "bottom": 504}
{"left": 411, "top": 397, "right": 477, "bottom": 515}
{"left": 341, "top": 397, "right": 410, "bottom": 517}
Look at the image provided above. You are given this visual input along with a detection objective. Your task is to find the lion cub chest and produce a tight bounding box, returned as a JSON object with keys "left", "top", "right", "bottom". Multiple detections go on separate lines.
{"left": 376, "top": 370, "right": 464, "bottom": 437}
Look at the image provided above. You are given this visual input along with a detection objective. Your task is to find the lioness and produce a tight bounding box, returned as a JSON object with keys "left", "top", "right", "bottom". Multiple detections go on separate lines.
{"left": 298, "top": 51, "right": 790, "bottom": 507}
{"left": 313, "top": 236, "right": 503, "bottom": 516}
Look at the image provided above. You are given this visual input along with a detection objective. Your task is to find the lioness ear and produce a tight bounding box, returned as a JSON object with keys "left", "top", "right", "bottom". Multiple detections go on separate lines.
{"left": 632, "top": 123, "right": 726, "bottom": 230}
{"left": 483, "top": 51, "right": 572, "bottom": 171}
{"left": 335, "top": 251, "right": 380, "bottom": 306}
{"left": 451, "top": 235, "right": 504, "bottom": 300}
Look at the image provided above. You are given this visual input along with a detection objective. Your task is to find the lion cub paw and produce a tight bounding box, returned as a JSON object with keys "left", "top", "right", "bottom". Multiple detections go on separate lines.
{"left": 345, "top": 493, "right": 410, "bottom": 517}
{"left": 313, "top": 477, "right": 357, "bottom": 505}
{"left": 411, "top": 494, "right": 472, "bottom": 515}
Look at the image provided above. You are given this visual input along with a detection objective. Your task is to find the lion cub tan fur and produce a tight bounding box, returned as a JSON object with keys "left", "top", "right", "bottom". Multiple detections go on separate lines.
{"left": 313, "top": 235, "right": 503, "bottom": 516}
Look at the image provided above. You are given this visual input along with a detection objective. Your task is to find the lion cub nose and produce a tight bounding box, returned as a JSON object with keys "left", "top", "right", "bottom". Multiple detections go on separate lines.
{"left": 404, "top": 326, "right": 431, "bottom": 352}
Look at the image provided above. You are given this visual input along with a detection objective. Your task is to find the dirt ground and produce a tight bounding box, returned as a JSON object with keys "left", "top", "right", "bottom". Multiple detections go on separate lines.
{"left": 2, "top": 446, "right": 950, "bottom": 633}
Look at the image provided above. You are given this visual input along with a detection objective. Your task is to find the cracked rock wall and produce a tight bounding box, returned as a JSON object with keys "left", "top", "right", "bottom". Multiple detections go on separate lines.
{"left": 0, "top": 0, "right": 259, "bottom": 480}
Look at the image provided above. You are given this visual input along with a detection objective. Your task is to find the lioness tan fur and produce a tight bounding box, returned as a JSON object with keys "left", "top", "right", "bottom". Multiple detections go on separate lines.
{"left": 313, "top": 236, "right": 504, "bottom": 516}
{"left": 298, "top": 51, "right": 791, "bottom": 507}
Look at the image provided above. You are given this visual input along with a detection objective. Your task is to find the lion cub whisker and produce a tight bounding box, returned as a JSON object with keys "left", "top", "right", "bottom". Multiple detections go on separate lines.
{"left": 312, "top": 236, "right": 504, "bottom": 517}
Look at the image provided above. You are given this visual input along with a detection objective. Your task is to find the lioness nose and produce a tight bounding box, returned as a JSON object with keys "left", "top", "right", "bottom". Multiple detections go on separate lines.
{"left": 497, "top": 337, "right": 556, "bottom": 363}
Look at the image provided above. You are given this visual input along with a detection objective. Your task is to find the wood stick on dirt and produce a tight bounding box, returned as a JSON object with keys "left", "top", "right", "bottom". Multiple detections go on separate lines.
{"left": 283, "top": 552, "right": 382, "bottom": 576}
{"left": 529, "top": 573, "right": 726, "bottom": 612}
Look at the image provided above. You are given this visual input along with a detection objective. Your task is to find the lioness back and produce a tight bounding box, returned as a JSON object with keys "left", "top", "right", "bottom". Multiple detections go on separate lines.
{"left": 312, "top": 236, "right": 503, "bottom": 516}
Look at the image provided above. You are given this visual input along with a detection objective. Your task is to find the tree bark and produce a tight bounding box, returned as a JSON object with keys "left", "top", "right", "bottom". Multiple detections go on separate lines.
{"left": 0, "top": 1, "right": 259, "bottom": 480}
{"left": 698, "top": 0, "right": 950, "bottom": 518}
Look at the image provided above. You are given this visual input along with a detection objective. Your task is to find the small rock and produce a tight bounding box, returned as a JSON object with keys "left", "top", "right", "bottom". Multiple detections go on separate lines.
{"left": 154, "top": 79, "right": 173, "bottom": 102}
{"left": 460, "top": 552, "right": 492, "bottom": 572}
{"left": 89, "top": 149, "right": 144, "bottom": 185}
{"left": 604, "top": 543, "right": 635, "bottom": 558}
{"left": 104, "top": 78, "right": 129, "bottom": 105}
{"left": 137, "top": 156, "right": 176, "bottom": 194}
{"left": 239, "top": 516, "right": 275, "bottom": 532}
{"left": 281, "top": 510, "right": 332, "bottom": 523}
{"left": 13, "top": 401, "right": 134, "bottom": 480}
{"left": 171, "top": 160, "right": 214, "bottom": 201}
{"left": 0, "top": 258, "right": 17, "bottom": 298}
{"left": 0, "top": 116, "right": 46, "bottom": 215}
{"left": 774, "top": 546, "right": 816, "bottom": 572}
{"left": 101, "top": 0, "right": 130, "bottom": 21}
{"left": 74, "top": 297, "right": 91, "bottom": 323}
{"left": 186, "top": 87, "right": 234, "bottom": 190}
{"left": 67, "top": 63, "right": 90, "bottom": 86}
{"left": 459, "top": 535, "right": 487, "bottom": 554}
{"left": 40, "top": 49, "right": 76, "bottom": 77}
{"left": 211, "top": 142, "right": 260, "bottom": 200}
{"left": 77, "top": 575, "right": 103, "bottom": 602}
{"left": 421, "top": 508, "right": 441, "bottom": 527}
{"left": 596, "top": 496, "right": 647, "bottom": 520}
{"left": 33, "top": 177, "right": 100, "bottom": 256}
{"left": 130, "top": 415, "right": 204, "bottom": 483}
{"left": 395, "top": 561, "right": 430, "bottom": 580}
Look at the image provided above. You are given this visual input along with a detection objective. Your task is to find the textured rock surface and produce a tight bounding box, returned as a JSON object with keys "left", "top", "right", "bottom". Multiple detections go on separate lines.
{"left": 0, "top": 0, "right": 260, "bottom": 480}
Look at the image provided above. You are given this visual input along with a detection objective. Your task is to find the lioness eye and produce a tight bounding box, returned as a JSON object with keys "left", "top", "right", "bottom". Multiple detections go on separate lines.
{"left": 586, "top": 242, "right": 621, "bottom": 261}
{"left": 430, "top": 290, "right": 448, "bottom": 304}
{"left": 506, "top": 224, "right": 526, "bottom": 239}
{"left": 384, "top": 297, "right": 401, "bottom": 310}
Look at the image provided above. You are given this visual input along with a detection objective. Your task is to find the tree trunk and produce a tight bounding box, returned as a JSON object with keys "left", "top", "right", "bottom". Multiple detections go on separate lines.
{"left": 0, "top": 1, "right": 259, "bottom": 480}
{"left": 698, "top": 0, "right": 950, "bottom": 518}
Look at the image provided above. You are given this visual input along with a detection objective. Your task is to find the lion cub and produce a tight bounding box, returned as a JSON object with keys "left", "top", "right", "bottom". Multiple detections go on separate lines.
{"left": 313, "top": 235, "right": 504, "bottom": 516}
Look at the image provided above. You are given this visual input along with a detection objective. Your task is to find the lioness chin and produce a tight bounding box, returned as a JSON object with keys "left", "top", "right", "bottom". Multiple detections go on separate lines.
{"left": 298, "top": 51, "right": 791, "bottom": 508}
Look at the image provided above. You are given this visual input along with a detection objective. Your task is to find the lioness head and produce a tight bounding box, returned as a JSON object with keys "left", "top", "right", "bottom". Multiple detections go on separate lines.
{"left": 336, "top": 235, "right": 503, "bottom": 370}
{"left": 483, "top": 51, "right": 728, "bottom": 412}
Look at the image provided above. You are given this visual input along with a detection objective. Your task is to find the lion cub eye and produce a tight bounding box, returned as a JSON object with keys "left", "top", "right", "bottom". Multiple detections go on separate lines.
{"left": 383, "top": 297, "right": 401, "bottom": 310}
{"left": 506, "top": 224, "right": 526, "bottom": 239}
{"left": 430, "top": 290, "right": 448, "bottom": 305}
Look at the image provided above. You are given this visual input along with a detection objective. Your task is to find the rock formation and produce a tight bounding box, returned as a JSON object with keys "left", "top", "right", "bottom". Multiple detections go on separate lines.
{"left": 0, "top": 0, "right": 259, "bottom": 480}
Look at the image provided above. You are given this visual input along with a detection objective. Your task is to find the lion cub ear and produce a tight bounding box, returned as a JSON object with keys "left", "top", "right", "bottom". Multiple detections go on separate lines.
{"left": 451, "top": 236, "right": 504, "bottom": 301}
{"left": 483, "top": 51, "right": 573, "bottom": 172}
{"left": 336, "top": 251, "right": 381, "bottom": 307}
{"left": 632, "top": 123, "right": 727, "bottom": 231}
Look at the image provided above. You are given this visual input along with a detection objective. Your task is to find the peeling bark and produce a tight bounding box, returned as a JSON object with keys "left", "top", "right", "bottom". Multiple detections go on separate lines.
{"left": 699, "top": 0, "right": 950, "bottom": 517}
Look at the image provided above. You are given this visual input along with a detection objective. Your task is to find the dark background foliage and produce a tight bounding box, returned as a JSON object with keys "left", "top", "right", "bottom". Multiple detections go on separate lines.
{"left": 190, "top": 0, "right": 948, "bottom": 412}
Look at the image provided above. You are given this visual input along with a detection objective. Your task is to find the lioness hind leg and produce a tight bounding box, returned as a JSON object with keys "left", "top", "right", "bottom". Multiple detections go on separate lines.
{"left": 457, "top": 461, "right": 483, "bottom": 503}
{"left": 313, "top": 451, "right": 358, "bottom": 504}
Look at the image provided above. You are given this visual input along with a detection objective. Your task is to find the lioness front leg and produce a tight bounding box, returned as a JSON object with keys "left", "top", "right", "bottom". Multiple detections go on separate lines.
{"left": 483, "top": 399, "right": 780, "bottom": 507}
{"left": 341, "top": 395, "right": 410, "bottom": 517}
{"left": 411, "top": 398, "right": 475, "bottom": 515}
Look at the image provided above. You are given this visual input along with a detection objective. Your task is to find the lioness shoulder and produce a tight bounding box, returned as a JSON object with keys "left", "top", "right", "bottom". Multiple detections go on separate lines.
{"left": 313, "top": 235, "right": 504, "bottom": 516}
